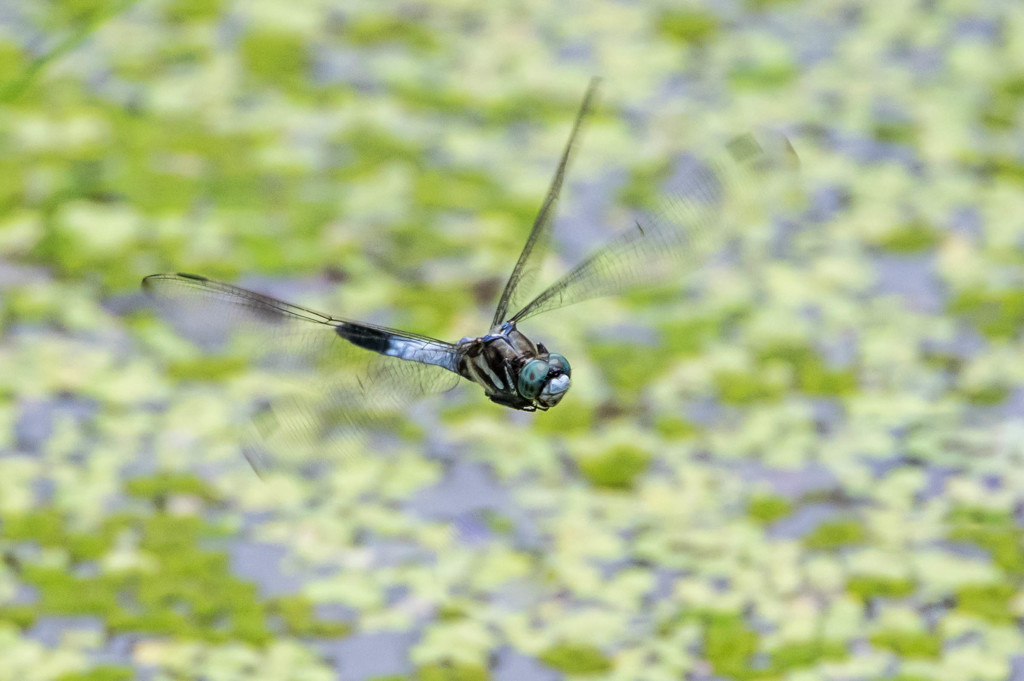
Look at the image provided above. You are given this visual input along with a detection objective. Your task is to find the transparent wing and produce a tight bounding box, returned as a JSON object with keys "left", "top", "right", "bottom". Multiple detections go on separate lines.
{"left": 490, "top": 77, "right": 600, "bottom": 330}
{"left": 142, "top": 273, "right": 462, "bottom": 475}
{"left": 508, "top": 130, "right": 803, "bottom": 324}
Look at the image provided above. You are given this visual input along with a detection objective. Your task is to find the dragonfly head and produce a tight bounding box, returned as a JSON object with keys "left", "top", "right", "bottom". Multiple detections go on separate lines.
{"left": 517, "top": 352, "right": 571, "bottom": 409}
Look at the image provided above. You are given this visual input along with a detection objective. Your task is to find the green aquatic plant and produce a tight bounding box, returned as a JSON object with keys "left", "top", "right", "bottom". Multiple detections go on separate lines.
{"left": 417, "top": 662, "right": 489, "bottom": 681}
{"left": 868, "top": 629, "right": 942, "bottom": 659}
{"left": 576, "top": 443, "right": 651, "bottom": 490}
{"left": 872, "top": 221, "right": 941, "bottom": 253}
{"left": 803, "top": 519, "right": 866, "bottom": 550}
{"left": 55, "top": 666, "right": 134, "bottom": 681}
{"left": 846, "top": 575, "right": 916, "bottom": 602}
{"left": 954, "top": 582, "right": 1018, "bottom": 624}
{"left": 948, "top": 287, "right": 1024, "bottom": 340}
{"left": 4, "top": 478, "right": 350, "bottom": 645}
{"left": 538, "top": 643, "right": 613, "bottom": 674}
{"left": 657, "top": 11, "right": 719, "bottom": 47}
{"left": 947, "top": 506, "right": 1024, "bottom": 577}
{"left": 746, "top": 494, "right": 793, "bottom": 525}
{"left": 768, "top": 639, "right": 848, "bottom": 672}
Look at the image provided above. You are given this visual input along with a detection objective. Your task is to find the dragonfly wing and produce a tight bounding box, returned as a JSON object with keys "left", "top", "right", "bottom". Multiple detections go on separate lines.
{"left": 508, "top": 130, "right": 803, "bottom": 324}
{"left": 142, "top": 273, "right": 462, "bottom": 475}
{"left": 489, "top": 78, "right": 601, "bottom": 330}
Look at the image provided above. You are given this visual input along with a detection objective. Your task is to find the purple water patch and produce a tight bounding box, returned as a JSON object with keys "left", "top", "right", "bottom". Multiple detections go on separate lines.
{"left": 408, "top": 461, "right": 509, "bottom": 518}
{"left": 873, "top": 253, "right": 946, "bottom": 314}
{"left": 735, "top": 461, "right": 841, "bottom": 499}
{"left": 494, "top": 647, "right": 562, "bottom": 681}
{"left": 28, "top": 615, "right": 104, "bottom": 647}
{"left": 15, "top": 398, "right": 53, "bottom": 453}
{"left": 318, "top": 630, "right": 417, "bottom": 681}
{"left": 407, "top": 461, "right": 544, "bottom": 550}
{"left": 227, "top": 540, "right": 303, "bottom": 598}
{"left": 766, "top": 503, "right": 842, "bottom": 540}
{"left": 1010, "top": 655, "right": 1024, "bottom": 681}
{"left": 948, "top": 204, "right": 983, "bottom": 239}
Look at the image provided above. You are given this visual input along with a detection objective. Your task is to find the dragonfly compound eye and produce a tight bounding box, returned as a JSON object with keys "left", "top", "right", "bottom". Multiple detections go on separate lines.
{"left": 547, "top": 353, "right": 570, "bottom": 377}
{"left": 517, "top": 359, "right": 549, "bottom": 399}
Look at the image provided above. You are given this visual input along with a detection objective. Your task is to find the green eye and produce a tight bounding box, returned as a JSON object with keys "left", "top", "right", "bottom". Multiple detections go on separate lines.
{"left": 548, "top": 353, "right": 571, "bottom": 377}
{"left": 517, "top": 359, "right": 549, "bottom": 399}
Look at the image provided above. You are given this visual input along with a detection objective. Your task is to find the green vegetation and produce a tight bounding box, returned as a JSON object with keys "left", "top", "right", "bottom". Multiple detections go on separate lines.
{"left": 869, "top": 629, "right": 942, "bottom": 658}
{"left": 872, "top": 121, "right": 919, "bottom": 146}
{"left": 417, "top": 662, "right": 489, "bottom": 681}
{"left": 948, "top": 287, "right": 1024, "bottom": 340}
{"left": 768, "top": 639, "right": 848, "bottom": 672}
{"left": 715, "top": 370, "right": 786, "bottom": 404}
{"left": 618, "top": 161, "right": 673, "bottom": 209}
{"left": 533, "top": 399, "right": 594, "bottom": 435}
{"left": 702, "top": 612, "right": 759, "bottom": 679}
{"left": 240, "top": 30, "right": 310, "bottom": 91}
{"left": 654, "top": 415, "right": 699, "bottom": 440}
{"left": 55, "top": 667, "right": 134, "bottom": 681}
{"left": 746, "top": 494, "right": 793, "bottom": 525}
{"left": 591, "top": 342, "right": 669, "bottom": 396}
{"left": 343, "top": 15, "right": 440, "bottom": 52}
{"left": 657, "top": 11, "right": 719, "bottom": 46}
{"left": 4, "top": 478, "right": 350, "bottom": 645}
{"left": 730, "top": 62, "right": 799, "bottom": 90}
{"left": 576, "top": 443, "right": 651, "bottom": 490}
{"left": 125, "top": 472, "right": 221, "bottom": 504}
{"left": 846, "top": 575, "right": 916, "bottom": 601}
{"left": 803, "top": 520, "right": 866, "bottom": 550}
{"left": 947, "top": 506, "right": 1024, "bottom": 577}
{"left": 756, "top": 343, "right": 858, "bottom": 396}
{"left": 165, "top": 0, "right": 222, "bottom": 22}
{"left": 954, "top": 582, "right": 1018, "bottom": 623}
{"left": 872, "top": 222, "right": 941, "bottom": 253}
{"left": 538, "top": 643, "right": 613, "bottom": 674}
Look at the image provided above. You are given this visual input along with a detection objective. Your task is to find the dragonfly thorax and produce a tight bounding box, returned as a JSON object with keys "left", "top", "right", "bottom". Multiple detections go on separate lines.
{"left": 456, "top": 323, "right": 571, "bottom": 411}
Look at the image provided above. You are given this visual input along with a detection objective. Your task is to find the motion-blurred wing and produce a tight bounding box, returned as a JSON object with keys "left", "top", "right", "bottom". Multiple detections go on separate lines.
{"left": 142, "top": 273, "right": 462, "bottom": 475}
{"left": 508, "top": 130, "right": 802, "bottom": 324}
{"left": 490, "top": 78, "right": 600, "bottom": 330}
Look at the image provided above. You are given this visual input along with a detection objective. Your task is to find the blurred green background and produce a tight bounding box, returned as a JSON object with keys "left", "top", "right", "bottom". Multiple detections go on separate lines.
{"left": 2, "top": 0, "right": 1024, "bottom": 680}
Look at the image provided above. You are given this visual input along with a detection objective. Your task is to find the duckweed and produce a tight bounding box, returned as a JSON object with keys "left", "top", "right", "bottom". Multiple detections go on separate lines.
{"left": 803, "top": 520, "right": 866, "bottom": 550}
{"left": 576, "top": 443, "right": 651, "bottom": 490}
{"left": 657, "top": 11, "right": 719, "bottom": 46}
{"left": 0, "top": 605, "right": 37, "bottom": 630}
{"left": 538, "top": 643, "right": 613, "bottom": 674}
{"left": 54, "top": 667, "right": 134, "bottom": 681}
{"left": 125, "top": 472, "right": 221, "bottom": 504}
{"left": 240, "top": 30, "right": 310, "bottom": 91}
{"left": 532, "top": 400, "right": 594, "bottom": 435}
{"left": 756, "top": 343, "right": 857, "bottom": 396}
{"left": 954, "top": 582, "right": 1018, "bottom": 623}
{"left": 618, "top": 161, "right": 673, "bottom": 209}
{"left": 947, "top": 288, "right": 1024, "bottom": 340}
{"left": 418, "top": 662, "right": 489, "bottom": 681}
{"left": 7, "top": 499, "right": 349, "bottom": 646}
{"left": 768, "top": 639, "right": 848, "bottom": 671}
{"left": 702, "top": 612, "right": 759, "bottom": 679}
{"left": 165, "top": 0, "right": 222, "bottom": 22}
{"left": 591, "top": 342, "right": 668, "bottom": 396}
{"left": 868, "top": 629, "right": 942, "bottom": 659}
{"left": 746, "top": 494, "right": 793, "bottom": 525}
{"left": 344, "top": 15, "right": 440, "bottom": 52}
{"left": 714, "top": 370, "right": 786, "bottom": 404}
{"left": 873, "top": 222, "right": 941, "bottom": 253}
{"left": 654, "top": 415, "right": 699, "bottom": 440}
{"left": 846, "top": 576, "right": 916, "bottom": 601}
{"left": 947, "top": 507, "right": 1024, "bottom": 576}
{"left": 730, "top": 62, "right": 799, "bottom": 90}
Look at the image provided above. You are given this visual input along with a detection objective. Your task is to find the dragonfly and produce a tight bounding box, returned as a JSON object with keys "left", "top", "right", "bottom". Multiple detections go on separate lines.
{"left": 143, "top": 78, "right": 799, "bottom": 473}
